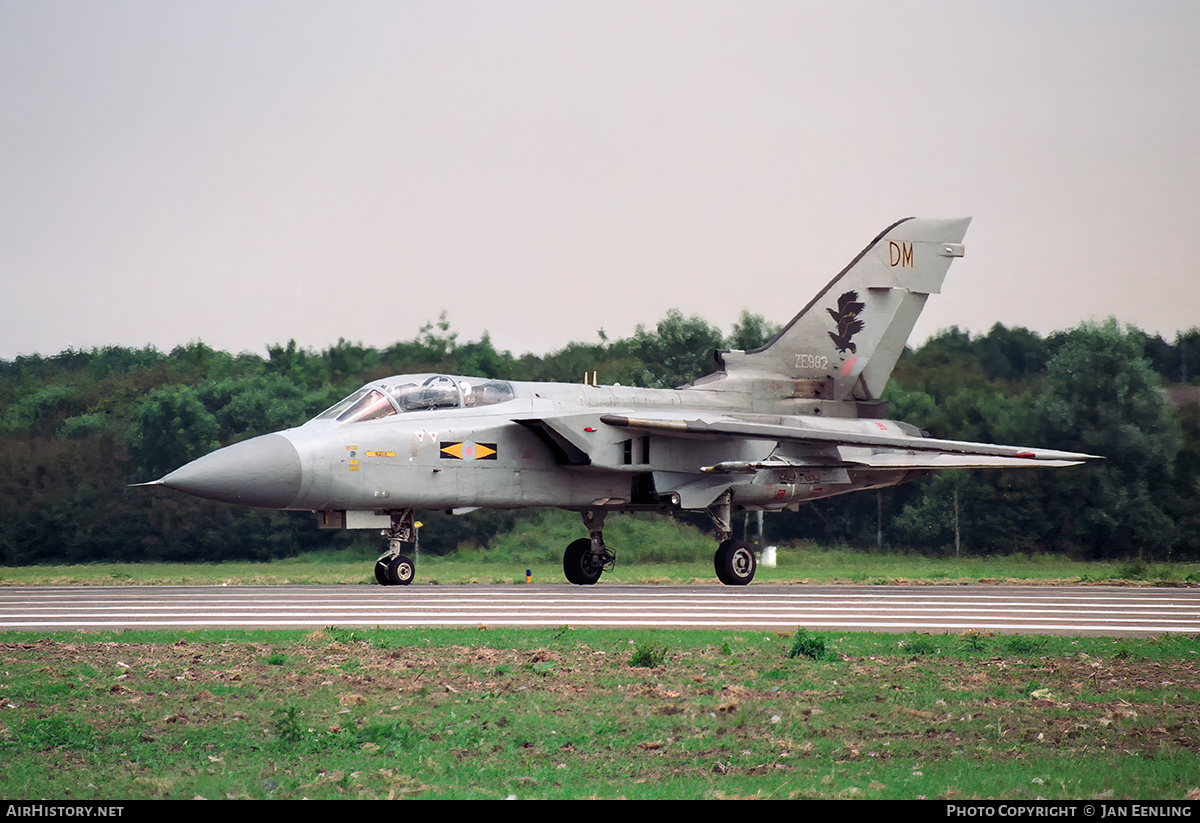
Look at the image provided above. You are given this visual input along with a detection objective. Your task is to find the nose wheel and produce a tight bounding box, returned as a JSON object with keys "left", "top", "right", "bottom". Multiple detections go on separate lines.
{"left": 563, "top": 509, "right": 615, "bottom": 585}
{"left": 375, "top": 509, "right": 417, "bottom": 586}
{"left": 563, "top": 538, "right": 613, "bottom": 585}
{"left": 375, "top": 552, "right": 415, "bottom": 586}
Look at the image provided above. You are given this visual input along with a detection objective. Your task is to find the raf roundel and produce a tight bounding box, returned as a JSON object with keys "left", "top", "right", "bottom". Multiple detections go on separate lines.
{"left": 440, "top": 441, "right": 498, "bottom": 460}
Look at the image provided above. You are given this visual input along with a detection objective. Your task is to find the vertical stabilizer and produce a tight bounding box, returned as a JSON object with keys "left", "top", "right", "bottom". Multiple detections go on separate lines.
{"left": 718, "top": 217, "right": 971, "bottom": 401}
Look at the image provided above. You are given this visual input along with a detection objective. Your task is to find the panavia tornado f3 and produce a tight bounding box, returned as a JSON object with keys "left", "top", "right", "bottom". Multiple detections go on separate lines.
{"left": 144, "top": 217, "right": 1099, "bottom": 586}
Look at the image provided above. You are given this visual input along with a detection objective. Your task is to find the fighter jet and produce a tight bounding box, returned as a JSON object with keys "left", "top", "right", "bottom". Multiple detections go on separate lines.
{"left": 146, "top": 217, "right": 1098, "bottom": 586}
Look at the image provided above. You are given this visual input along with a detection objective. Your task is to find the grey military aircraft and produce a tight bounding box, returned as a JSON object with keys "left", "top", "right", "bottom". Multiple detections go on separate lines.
{"left": 146, "top": 217, "right": 1098, "bottom": 586}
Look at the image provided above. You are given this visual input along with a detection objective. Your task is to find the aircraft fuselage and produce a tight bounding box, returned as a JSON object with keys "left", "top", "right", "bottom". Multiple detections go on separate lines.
{"left": 148, "top": 217, "right": 1098, "bottom": 587}
{"left": 162, "top": 377, "right": 910, "bottom": 521}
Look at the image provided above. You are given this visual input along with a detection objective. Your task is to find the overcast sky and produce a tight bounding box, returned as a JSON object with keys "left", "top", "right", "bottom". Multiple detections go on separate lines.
{"left": 2, "top": 1, "right": 1197, "bottom": 362}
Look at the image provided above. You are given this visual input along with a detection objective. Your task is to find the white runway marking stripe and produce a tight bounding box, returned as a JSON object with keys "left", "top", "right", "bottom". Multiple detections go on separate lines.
{"left": 2, "top": 584, "right": 1199, "bottom": 635}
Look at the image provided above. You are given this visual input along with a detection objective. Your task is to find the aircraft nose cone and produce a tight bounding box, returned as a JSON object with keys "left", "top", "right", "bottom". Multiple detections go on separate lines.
{"left": 158, "top": 433, "right": 303, "bottom": 508}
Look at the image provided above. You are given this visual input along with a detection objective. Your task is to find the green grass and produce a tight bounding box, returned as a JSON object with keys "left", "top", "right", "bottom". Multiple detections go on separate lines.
{"left": 3, "top": 509, "right": 1198, "bottom": 587}
{"left": 2, "top": 543, "right": 1197, "bottom": 587}
{"left": 5, "top": 509, "right": 1199, "bottom": 587}
{"left": 0, "top": 628, "right": 1197, "bottom": 799}
{"left": 2, "top": 509, "right": 1197, "bottom": 798}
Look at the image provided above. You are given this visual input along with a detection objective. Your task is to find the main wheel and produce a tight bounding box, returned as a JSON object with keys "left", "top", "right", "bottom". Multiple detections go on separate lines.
{"left": 714, "top": 539, "right": 757, "bottom": 586}
{"left": 387, "top": 554, "right": 415, "bottom": 586}
{"left": 563, "top": 538, "right": 603, "bottom": 585}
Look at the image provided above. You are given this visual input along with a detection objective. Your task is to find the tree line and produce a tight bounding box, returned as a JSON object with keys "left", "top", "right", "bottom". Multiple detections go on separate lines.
{"left": 1, "top": 311, "right": 1197, "bottom": 564}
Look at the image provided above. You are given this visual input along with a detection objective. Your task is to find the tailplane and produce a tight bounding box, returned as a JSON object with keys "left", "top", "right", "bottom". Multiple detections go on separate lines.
{"left": 715, "top": 216, "right": 971, "bottom": 402}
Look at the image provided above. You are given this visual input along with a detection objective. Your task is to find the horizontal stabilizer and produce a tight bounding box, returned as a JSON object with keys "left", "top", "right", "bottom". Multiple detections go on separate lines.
{"left": 843, "top": 453, "right": 1090, "bottom": 470}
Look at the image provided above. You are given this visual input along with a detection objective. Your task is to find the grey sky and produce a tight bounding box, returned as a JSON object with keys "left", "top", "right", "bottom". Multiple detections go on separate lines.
{"left": 2, "top": 1, "right": 1197, "bottom": 362}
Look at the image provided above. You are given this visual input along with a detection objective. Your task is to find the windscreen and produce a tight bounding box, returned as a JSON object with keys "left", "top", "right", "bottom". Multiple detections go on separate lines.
{"left": 313, "top": 375, "right": 516, "bottom": 423}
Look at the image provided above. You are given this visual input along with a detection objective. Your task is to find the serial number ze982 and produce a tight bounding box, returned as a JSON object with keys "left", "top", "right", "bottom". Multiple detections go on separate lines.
{"left": 794, "top": 354, "right": 829, "bottom": 370}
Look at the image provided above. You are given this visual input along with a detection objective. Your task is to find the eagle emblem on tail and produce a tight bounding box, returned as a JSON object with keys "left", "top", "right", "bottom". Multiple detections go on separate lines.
{"left": 827, "top": 290, "right": 865, "bottom": 353}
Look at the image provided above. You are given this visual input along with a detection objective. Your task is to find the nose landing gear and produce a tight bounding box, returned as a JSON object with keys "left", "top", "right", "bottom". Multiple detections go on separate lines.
{"left": 375, "top": 509, "right": 417, "bottom": 586}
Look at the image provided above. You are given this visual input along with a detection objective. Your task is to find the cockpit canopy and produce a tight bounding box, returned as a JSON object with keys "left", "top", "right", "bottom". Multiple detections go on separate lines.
{"left": 314, "top": 374, "right": 516, "bottom": 424}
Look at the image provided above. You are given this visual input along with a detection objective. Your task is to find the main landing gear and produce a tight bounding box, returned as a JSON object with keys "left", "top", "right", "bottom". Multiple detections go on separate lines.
{"left": 708, "top": 491, "right": 756, "bottom": 586}
{"left": 560, "top": 496, "right": 758, "bottom": 586}
{"left": 713, "top": 538, "right": 757, "bottom": 586}
{"left": 375, "top": 509, "right": 416, "bottom": 586}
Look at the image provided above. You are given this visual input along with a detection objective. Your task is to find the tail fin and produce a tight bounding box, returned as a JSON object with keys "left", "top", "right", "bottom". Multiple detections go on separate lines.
{"left": 717, "top": 216, "right": 971, "bottom": 402}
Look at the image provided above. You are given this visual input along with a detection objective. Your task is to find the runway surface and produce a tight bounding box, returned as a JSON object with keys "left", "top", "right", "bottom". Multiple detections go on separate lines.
{"left": 1, "top": 584, "right": 1199, "bottom": 635}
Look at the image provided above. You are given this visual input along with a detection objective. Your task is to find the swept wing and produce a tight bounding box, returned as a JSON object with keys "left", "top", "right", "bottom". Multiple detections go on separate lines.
{"left": 598, "top": 413, "right": 1100, "bottom": 470}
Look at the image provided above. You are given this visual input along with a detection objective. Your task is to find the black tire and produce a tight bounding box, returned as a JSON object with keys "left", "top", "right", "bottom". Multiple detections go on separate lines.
{"left": 563, "top": 538, "right": 602, "bottom": 585}
{"left": 387, "top": 554, "right": 415, "bottom": 586}
{"left": 374, "top": 558, "right": 393, "bottom": 586}
{"left": 714, "top": 539, "right": 757, "bottom": 586}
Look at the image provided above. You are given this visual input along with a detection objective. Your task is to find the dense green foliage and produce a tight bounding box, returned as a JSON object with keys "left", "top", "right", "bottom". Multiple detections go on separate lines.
{"left": 1, "top": 312, "right": 1197, "bottom": 564}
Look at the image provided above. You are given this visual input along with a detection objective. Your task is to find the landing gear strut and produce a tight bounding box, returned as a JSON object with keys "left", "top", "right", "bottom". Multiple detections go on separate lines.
{"left": 563, "top": 509, "right": 615, "bottom": 585}
{"left": 375, "top": 509, "right": 416, "bottom": 586}
{"left": 708, "top": 491, "right": 757, "bottom": 586}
